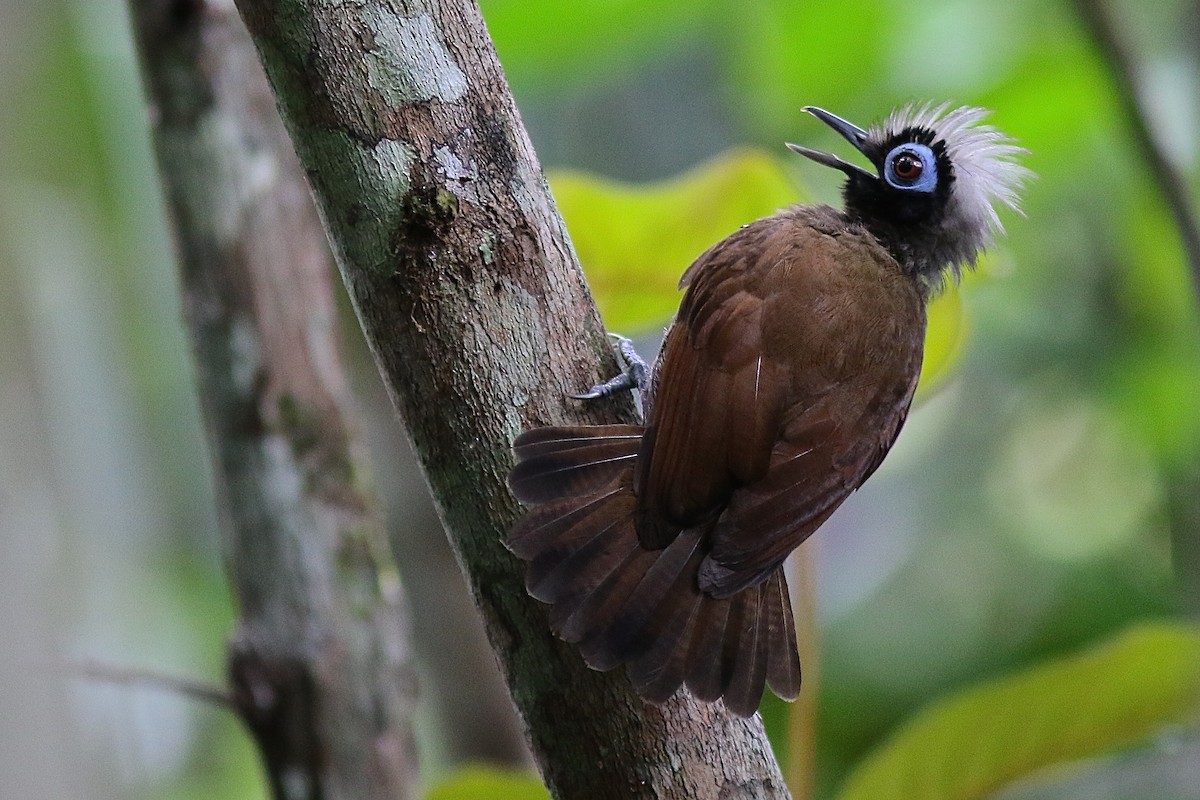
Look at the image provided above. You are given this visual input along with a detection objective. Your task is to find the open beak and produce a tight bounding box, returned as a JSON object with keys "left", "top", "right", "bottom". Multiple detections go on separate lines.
{"left": 786, "top": 106, "right": 877, "bottom": 181}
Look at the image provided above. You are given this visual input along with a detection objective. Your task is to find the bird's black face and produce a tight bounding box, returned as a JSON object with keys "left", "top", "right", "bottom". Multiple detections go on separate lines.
{"left": 788, "top": 108, "right": 955, "bottom": 231}
{"left": 848, "top": 127, "right": 955, "bottom": 229}
{"left": 788, "top": 103, "right": 1029, "bottom": 289}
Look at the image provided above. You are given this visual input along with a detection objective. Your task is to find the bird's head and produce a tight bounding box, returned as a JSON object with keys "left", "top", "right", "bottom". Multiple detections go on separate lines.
{"left": 789, "top": 103, "right": 1030, "bottom": 293}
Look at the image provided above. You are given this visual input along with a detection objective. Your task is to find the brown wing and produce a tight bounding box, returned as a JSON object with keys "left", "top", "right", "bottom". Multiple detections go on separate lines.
{"left": 635, "top": 208, "right": 926, "bottom": 592}
{"left": 634, "top": 219, "right": 791, "bottom": 547}
{"left": 698, "top": 366, "right": 921, "bottom": 597}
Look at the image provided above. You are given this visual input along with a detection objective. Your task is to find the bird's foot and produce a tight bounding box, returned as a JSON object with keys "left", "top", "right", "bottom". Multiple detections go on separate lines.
{"left": 571, "top": 334, "right": 650, "bottom": 400}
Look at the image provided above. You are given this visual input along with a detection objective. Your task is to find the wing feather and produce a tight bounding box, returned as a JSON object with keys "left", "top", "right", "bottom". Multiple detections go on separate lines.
{"left": 635, "top": 210, "right": 926, "bottom": 598}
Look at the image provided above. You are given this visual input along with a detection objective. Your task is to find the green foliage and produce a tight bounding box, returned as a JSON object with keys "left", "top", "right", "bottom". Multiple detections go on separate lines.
{"left": 426, "top": 766, "right": 549, "bottom": 800}
{"left": 1107, "top": 188, "right": 1200, "bottom": 472}
{"left": 482, "top": 0, "right": 719, "bottom": 91}
{"left": 837, "top": 622, "right": 1200, "bottom": 800}
{"left": 716, "top": 0, "right": 899, "bottom": 146}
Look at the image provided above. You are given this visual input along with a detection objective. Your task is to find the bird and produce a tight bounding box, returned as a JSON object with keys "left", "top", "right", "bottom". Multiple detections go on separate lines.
{"left": 506, "top": 103, "right": 1029, "bottom": 716}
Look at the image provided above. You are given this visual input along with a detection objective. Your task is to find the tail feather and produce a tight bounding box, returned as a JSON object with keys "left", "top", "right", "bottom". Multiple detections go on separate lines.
{"left": 508, "top": 486, "right": 625, "bottom": 559}
{"left": 520, "top": 480, "right": 634, "bottom": 602}
{"left": 683, "top": 597, "right": 734, "bottom": 702}
{"left": 509, "top": 426, "right": 643, "bottom": 503}
{"left": 578, "top": 530, "right": 703, "bottom": 667}
{"left": 527, "top": 512, "right": 627, "bottom": 603}
{"left": 560, "top": 543, "right": 655, "bottom": 655}
{"left": 764, "top": 570, "right": 802, "bottom": 699}
{"left": 723, "top": 582, "right": 769, "bottom": 717}
{"left": 512, "top": 424, "right": 645, "bottom": 459}
{"left": 547, "top": 536, "right": 641, "bottom": 638}
{"left": 507, "top": 424, "right": 802, "bottom": 716}
{"left": 627, "top": 587, "right": 704, "bottom": 703}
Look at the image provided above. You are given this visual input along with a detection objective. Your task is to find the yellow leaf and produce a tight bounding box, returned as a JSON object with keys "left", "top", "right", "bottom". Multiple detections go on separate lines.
{"left": 426, "top": 766, "right": 549, "bottom": 800}
{"left": 550, "top": 148, "right": 801, "bottom": 332}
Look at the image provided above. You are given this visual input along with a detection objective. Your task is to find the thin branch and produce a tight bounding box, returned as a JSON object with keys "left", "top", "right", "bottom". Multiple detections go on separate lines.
{"left": 229, "top": 0, "right": 789, "bottom": 797}
{"left": 1074, "top": 0, "right": 1200, "bottom": 298}
{"left": 72, "top": 660, "right": 232, "bottom": 708}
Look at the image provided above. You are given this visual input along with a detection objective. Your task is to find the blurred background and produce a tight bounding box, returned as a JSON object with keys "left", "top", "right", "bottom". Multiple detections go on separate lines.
{"left": 1, "top": 0, "right": 1197, "bottom": 798}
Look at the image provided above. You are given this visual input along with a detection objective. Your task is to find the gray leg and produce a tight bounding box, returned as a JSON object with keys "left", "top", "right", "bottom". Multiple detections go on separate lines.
{"left": 571, "top": 334, "right": 650, "bottom": 400}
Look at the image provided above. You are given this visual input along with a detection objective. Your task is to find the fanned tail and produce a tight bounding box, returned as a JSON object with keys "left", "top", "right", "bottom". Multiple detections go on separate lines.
{"left": 509, "top": 425, "right": 644, "bottom": 503}
{"left": 507, "top": 425, "right": 801, "bottom": 716}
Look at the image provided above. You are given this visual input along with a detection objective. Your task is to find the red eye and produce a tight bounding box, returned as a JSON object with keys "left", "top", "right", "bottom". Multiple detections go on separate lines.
{"left": 892, "top": 152, "right": 923, "bottom": 181}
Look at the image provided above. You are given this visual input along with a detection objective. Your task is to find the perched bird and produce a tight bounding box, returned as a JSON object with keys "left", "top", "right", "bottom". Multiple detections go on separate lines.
{"left": 507, "top": 104, "right": 1028, "bottom": 716}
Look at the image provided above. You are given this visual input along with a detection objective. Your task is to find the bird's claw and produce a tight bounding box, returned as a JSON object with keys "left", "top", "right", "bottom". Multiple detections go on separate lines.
{"left": 571, "top": 333, "right": 650, "bottom": 401}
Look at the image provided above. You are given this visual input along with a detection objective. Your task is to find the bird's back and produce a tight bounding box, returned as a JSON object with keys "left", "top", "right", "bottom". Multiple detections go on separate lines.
{"left": 636, "top": 206, "right": 927, "bottom": 595}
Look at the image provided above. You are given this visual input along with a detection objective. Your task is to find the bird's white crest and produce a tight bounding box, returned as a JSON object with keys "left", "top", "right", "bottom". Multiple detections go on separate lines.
{"left": 874, "top": 103, "right": 1032, "bottom": 283}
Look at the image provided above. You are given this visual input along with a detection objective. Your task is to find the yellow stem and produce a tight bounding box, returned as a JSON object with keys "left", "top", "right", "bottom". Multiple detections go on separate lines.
{"left": 786, "top": 538, "right": 820, "bottom": 800}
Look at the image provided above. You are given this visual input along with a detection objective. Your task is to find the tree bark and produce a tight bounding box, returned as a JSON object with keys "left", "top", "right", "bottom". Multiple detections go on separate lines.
{"left": 229, "top": 0, "right": 789, "bottom": 797}
{"left": 349, "top": 357, "right": 532, "bottom": 765}
{"left": 127, "top": 2, "right": 420, "bottom": 798}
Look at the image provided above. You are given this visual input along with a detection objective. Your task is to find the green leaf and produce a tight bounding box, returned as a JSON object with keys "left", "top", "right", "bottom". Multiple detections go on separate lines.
{"left": 837, "top": 622, "right": 1200, "bottom": 800}
{"left": 426, "top": 766, "right": 549, "bottom": 800}
{"left": 549, "top": 148, "right": 803, "bottom": 332}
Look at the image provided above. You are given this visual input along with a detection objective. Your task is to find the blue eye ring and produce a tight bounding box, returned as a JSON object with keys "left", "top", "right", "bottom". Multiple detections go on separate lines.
{"left": 883, "top": 143, "right": 938, "bottom": 193}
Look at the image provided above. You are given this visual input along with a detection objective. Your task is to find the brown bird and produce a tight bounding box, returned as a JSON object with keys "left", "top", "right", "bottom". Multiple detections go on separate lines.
{"left": 507, "top": 104, "right": 1028, "bottom": 716}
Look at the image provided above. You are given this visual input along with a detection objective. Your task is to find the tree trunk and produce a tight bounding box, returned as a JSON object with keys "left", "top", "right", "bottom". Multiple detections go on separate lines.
{"left": 127, "top": 2, "right": 420, "bottom": 798}
{"left": 229, "top": 1, "right": 789, "bottom": 797}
